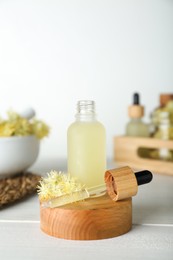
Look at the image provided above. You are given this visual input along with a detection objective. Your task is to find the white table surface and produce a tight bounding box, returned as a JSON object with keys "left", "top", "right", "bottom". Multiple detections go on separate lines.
{"left": 0, "top": 158, "right": 173, "bottom": 260}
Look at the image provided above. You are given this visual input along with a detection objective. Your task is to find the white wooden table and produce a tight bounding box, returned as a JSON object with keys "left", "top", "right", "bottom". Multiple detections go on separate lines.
{"left": 0, "top": 158, "right": 173, "bottom": 260}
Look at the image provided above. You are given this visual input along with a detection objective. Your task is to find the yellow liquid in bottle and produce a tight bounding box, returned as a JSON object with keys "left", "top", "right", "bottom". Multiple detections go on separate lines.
{"left": 126, "top": 119, "right": 149, "bottom": 137}
{"left": 67, "top": 120, "right": 106, "bottom": 188}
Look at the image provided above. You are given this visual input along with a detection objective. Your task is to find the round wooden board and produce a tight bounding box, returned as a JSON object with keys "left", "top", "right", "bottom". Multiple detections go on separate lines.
{"left": 40, "top": 194, "right": 132, "bottom": 240}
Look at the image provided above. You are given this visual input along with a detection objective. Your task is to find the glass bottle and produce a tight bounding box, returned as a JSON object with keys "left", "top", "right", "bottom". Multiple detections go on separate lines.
{"left": 126, "top": 93, "right": 149, "bottom": 137}
{"left": 149, "top": 95, "right": 173, "bottom": 136}
{"left": 154, "top": 111, "right": 173, "bottom": 160}
{"left": 67, "top": 100, "right": 106, "bottom": 189}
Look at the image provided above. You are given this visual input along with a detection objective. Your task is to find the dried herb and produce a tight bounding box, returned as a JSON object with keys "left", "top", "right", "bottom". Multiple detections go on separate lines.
{"left": 0, "top": 110, "right": 49, "bottom": 139}
{"left": 0, "top": 173, "right": 41, "bottom": 207}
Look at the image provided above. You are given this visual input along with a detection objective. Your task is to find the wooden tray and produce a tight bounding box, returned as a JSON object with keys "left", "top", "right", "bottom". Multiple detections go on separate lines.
{"left": 114, "top": 136, "right": 173, "bottom": 175}
{"left": 40, "top": 194, "right": 132, "bottom": 240}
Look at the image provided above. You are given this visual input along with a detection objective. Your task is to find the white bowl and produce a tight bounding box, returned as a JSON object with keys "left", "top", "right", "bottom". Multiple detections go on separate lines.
{"left": 0, "top": 135, "right": 40, "bottom": 179}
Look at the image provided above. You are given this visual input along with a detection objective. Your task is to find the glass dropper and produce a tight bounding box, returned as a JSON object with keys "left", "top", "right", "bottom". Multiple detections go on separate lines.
{"left": 41, "top": 170, "right": 152, "bottom": 208}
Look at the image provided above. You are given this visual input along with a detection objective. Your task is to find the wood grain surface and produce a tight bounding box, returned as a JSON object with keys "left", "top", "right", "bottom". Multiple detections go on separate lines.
{"left": 105, "top": 166, "right": 138, "bottom": 201}
{"left": 114, "top": 136, "right": 173, "bottom": 175}
{"left": 40, "top": 194, "right": 132, "bottom": 240}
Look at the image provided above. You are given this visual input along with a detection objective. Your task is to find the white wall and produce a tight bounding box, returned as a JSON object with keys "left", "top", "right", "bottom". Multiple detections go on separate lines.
{"left": 0, "top": 0, "right": 173, "bottom": 163}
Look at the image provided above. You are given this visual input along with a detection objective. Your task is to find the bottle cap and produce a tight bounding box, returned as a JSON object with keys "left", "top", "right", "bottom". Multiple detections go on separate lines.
{"left": 128, "top": 93, "right": 144, "bottom": 118}
{"left": 105, "top": 166, "right": 153, "bottom": 201}
{"left": 105, "top": 166, "right": 138, "bottom": 201}
{"left": 160, "top": 94, "right": 173, "bottom": 107}
{"left": 128, "top": 105, "right": 144, "bottom": 118}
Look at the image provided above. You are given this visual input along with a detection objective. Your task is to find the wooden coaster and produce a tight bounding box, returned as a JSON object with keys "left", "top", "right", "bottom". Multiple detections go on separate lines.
{"left": 0, "top": 172, "right": 41, "bottom": 208}
{"left": 40, "top": 194, "right": 132, "bottom": 240}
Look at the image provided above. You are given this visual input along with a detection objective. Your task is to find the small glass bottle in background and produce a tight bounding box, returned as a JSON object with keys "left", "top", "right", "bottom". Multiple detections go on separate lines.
{"left": 149, "top": 94, "right": 173, "bottom": 137}
{"left": 126, "top": 93, "right": 149, "bottom": 137}
{"left": 67, "top": 100, "right": 106, "bottom": 189}
{"left": 154, "top": 111, "right": 173, "bottom": 161}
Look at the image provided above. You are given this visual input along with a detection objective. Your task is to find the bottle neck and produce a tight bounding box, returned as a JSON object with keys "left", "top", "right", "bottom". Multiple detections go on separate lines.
{"left": 75, "top": 100, "right": 97, "bottom": 121}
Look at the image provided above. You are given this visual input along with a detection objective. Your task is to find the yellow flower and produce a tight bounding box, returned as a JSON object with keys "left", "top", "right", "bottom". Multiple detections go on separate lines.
{"left": 37, "top": 171, "right": 84, "bottom": 202}
{"left": 0, "top": 110, "right": 49, "bottom": 139}
{"left": 31, "top": 120, "right": 49, "bottom": 139}
{"left": 0, "top": 122, "right": 15, "bottom": 137}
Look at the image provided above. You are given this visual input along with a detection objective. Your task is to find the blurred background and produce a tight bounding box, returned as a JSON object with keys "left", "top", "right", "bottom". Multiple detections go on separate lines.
{"left": 0, "top": 0, "right": 173, "bottom": 161}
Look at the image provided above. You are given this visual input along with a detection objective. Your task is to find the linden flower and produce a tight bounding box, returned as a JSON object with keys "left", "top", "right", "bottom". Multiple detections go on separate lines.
{"left": 0, "top": 110, "right": 49, "bottom": 139}
{"left": 13, "top": 119, "right": 32, "bottom": 136}
{"left": 0, "top": 122, "right": 15, "bottom": 137}
{"left": 37, "top": 171, "right": 85, "bottom": 202}
{"left": 31, "top": 120, "right": 49, "bottom": 139}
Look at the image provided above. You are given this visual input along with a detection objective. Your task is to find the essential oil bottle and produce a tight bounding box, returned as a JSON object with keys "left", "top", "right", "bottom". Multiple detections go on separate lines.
{"left": 126, "top": 93, "right": 149, "bottom": 137}
{"left": 67, "top": 100, "right": 106, "bottom": 188}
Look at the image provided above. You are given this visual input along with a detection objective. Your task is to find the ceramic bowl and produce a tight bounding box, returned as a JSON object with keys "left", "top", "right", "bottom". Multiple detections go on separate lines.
{"left": 0, "top": 135, "right": 40, "bottom": 179}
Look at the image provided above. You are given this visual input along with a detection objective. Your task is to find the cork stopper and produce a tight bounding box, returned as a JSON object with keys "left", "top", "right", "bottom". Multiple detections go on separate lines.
{"left": 160, "top": 94, "right": 173, "bottom": 107}
{"left": 105, "top": 166, "right": 138, "bottom": 201}
{"left": 128, "top": 93, "right": 144, "bottom": 118}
